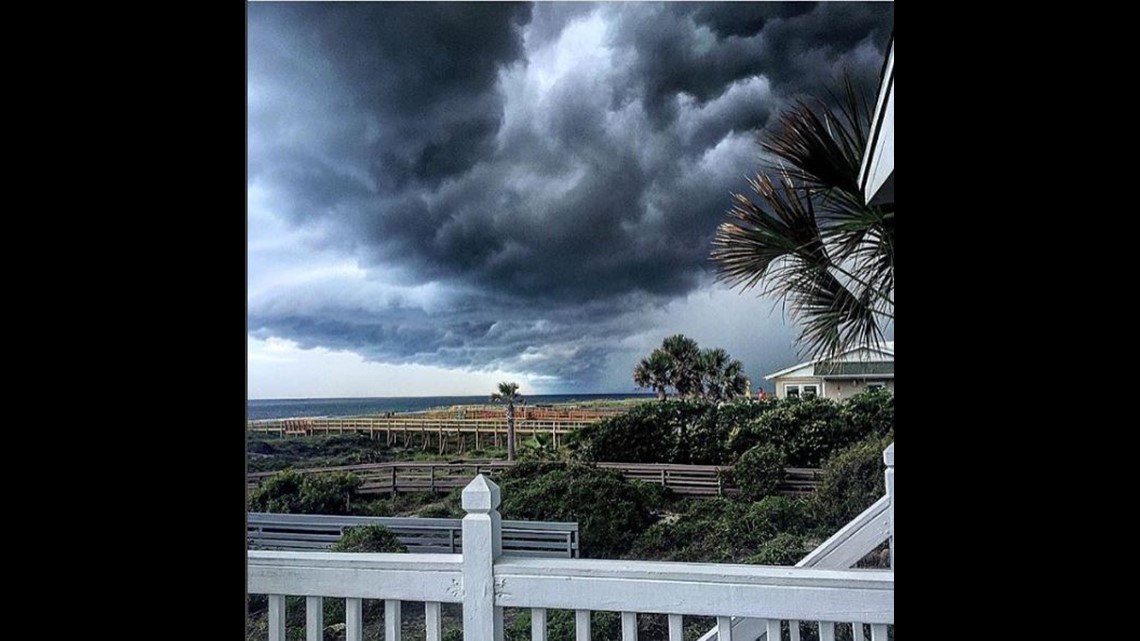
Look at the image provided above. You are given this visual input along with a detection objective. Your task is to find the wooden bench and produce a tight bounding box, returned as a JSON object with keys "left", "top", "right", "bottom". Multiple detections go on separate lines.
{"left": 247, "top": 512, "right": 580, "bottom": 558}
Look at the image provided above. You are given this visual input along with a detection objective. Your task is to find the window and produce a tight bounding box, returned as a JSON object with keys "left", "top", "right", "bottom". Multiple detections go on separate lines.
{"left": 868, "top": 382, "right": 885, "bottom": 391}
{"left": 785, "top": 384, "right": 818, "bottom": 398}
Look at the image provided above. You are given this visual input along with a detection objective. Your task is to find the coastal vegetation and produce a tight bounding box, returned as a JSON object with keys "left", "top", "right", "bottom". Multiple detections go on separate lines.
{"left": 247, "top": 390, "right": 893, "bottom": 640}
{"left": 633, "top": 335, "right": 750, "bottom": 402}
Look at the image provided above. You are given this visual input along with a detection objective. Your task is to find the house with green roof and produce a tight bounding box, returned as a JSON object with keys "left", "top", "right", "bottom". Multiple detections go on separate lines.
{"left": 764, "top": 341, "right": 894, "bottom": 400}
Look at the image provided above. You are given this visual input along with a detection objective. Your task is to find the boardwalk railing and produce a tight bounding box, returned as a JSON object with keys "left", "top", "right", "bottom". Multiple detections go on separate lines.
{"left": 247, "top": 461, "right": 822, "bottom": 498}
{"left": 247, "top": 416, "right": 598, "bottom": 447}
{"left": 248, "top": 512, "right": 579, "bottom": 558}
{"left": 248, "top": 444, "right": 894, "bottom": 641}
{"left": 697, "top": 442, "right": 895, "bottom": 641}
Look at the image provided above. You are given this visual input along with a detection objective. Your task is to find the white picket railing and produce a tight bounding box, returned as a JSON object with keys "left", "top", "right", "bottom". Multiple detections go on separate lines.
{"left": 699, "top": 442, "right": 895, "bottom": 641}
{"left": 248, "top": 444, "right": 895, "bottom": 641}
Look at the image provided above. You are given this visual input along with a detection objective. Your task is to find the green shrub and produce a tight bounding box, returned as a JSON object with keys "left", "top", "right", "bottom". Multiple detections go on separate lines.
{"left": 248, "top": 470, "right": 362, "bottom": 515}
{"left": 730, "top": 396, "right": 857, "bottom": 467}
{"left": 812, "top": 434, "right": 893, "bottom": 529}
{"left": 628, "top": 498, "right": 765, "bottom": 563}
{"left": 567, "top": 400, "right": 707, "bottom": 463}
{"left": 497, "top": 463, "right": 663, "bottom": 558}
{"left": 248, "top": 469, "right": 305, "bottom": 513}
{"left": 742, "top": 496, "right": 816, "bottom": 537}
{"left": 298, "top": 472, "right": 363, "bottom": 515}
{"left": 518, "top": 433, "right": 564, "bottom": 461}
{"left": 331, "top": 524, "right": 409, "bottom": 553}
{"left": 733, "top": 445, "right": 787, "bottom": 501}
{"left": 840, "top": 388, "right": 894, "bottom": 439}
{"left": 416, "top": 501, "right": 462, "bottom": 518}
{"left": 568, "top": 399, "right": 772, "bottom": 465}
{"left": 747, "top": 532, "right": 814, "bottom": 566}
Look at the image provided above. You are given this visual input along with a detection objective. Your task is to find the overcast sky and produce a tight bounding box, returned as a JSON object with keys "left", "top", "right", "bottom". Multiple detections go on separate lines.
{"left": 247, "top": 2, "right": 894, "bottom": 399}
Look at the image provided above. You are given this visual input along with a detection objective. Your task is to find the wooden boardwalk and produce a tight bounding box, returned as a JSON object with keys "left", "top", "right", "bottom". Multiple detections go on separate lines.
{"left": 247, "top": 461, "right": 821, "bottom": 498}
{"left": 247, "top": 412, "right": 619, "bottom": 454}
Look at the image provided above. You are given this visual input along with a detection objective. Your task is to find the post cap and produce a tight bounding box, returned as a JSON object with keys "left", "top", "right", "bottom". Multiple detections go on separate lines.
{"left": 883, "top": 442, "right": 894, "bottom": 467}
{"left": 462, "top": 474, "right": 502, "bottom": 513}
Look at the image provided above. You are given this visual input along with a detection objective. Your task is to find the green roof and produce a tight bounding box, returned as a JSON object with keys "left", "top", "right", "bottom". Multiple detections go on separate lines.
{"left": 815, "top": 361, "right": 894, "bottom": 376}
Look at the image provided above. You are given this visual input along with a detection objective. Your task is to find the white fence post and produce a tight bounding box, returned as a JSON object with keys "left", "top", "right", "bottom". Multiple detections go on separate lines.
{"left": 883, "top": 443, "right": 894, "bottom": 569}
{"left": 463, "top": 475, "right": 504, "bottom": 641}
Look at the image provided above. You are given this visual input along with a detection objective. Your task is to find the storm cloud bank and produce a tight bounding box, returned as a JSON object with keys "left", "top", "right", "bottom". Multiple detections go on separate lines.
{"left": 247, "top": 2, "right": 893, "bottom": 391}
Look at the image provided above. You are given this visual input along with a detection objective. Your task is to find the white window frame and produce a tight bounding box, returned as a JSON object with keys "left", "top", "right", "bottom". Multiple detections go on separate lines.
{"left": 785, "top": 383, "right": 819, "bottom": 398}
{"left": 867, "top": 382, "right": 886, "bottom": 391}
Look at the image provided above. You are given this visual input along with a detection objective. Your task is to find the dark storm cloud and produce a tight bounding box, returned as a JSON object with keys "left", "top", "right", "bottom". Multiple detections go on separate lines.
{"left": 248, "top": 2, "right": 893, "bottom": 388}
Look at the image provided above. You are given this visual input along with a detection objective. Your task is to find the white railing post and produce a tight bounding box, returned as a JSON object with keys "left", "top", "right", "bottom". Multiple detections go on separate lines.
{"left": 883, "top": 443, "right": 894, "bottom": 569}
{"left": 463, "top": 474, "right": 504, "bottom": 641}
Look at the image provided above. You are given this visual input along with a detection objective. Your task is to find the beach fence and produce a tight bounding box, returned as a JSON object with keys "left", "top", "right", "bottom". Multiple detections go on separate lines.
{"left": 247, "top": 461, "right": 821, "bottom": 499}
{"left": 248, "top": 512, "right": 579, "bottom": 558}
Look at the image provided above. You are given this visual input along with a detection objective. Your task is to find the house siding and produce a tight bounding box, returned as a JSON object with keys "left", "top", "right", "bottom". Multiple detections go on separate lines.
{"left": 820, "top": 378, "right": 895, "bottom": 401}
{"left": 774, "top": 376, "right": 895, "bottom": 400}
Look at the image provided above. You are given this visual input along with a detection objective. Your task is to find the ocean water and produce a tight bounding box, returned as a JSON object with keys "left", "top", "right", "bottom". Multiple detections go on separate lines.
{"left": 247, "top": 394, "right": 654, "bottom": 421}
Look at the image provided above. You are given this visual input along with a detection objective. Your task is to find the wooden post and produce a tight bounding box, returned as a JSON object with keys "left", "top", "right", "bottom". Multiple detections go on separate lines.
{"left": 430, "top": 466, "right": 436, "bottom": 493}
{"left": 391, "top": 467, "right": 397, "bottom": 499}
{"left": 883, "top": 443, "right": 894, "bottom": 569}
{"left": 462, "top": 475, "right": 504, "bottom": 641}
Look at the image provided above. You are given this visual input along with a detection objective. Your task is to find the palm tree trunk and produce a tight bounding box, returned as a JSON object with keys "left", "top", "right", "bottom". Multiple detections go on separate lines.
{"left": 657, "top": 387, "right": 666, "bottom": 401}
{"left": 506, "top": 402, "right": 516, "bottom": 462}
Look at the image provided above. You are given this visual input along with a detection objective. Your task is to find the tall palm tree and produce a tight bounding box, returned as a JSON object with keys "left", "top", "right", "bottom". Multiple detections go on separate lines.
{"left": 698, "top": 347, "right": 750, "bottom": 403}
{"left": 490, "top": 381, "right": 524, "bottom": 462}
{"left": 633, "top": 350, "right": 672, "bottom": 401}
{"left": 661, "top": 334, "right": 703, "bottom": 398}
{"left": 710, "top": 73, "right": 894, "bottom": 362}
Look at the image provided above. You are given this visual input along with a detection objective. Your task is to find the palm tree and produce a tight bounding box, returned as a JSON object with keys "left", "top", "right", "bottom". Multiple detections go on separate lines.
{"left": 490, "top": 381, "right": 524, "bottom": 462}
{"left": 633, "top": 351, "right": 672, "bottom": 401}
{"left": 697, "top": 348, "right": 750, "bottom": 403}
{"left": 710, "top": 73, "right": 894, "bottom": 362}
{"left": 661, "top": 334, "right": 703, "bottom": 398}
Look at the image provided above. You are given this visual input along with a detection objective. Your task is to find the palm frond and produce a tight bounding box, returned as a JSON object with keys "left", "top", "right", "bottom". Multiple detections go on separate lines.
{"left": 711, "top": 70, "right": 893, "bottom": 362}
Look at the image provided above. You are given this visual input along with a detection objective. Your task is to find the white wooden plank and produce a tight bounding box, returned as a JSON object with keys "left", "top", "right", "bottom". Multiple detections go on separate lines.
{"left": 306, "top": 596, "right": 323, "bottom": 641}
{"left": 491, "top": 561, "right": 893, "bottom": 623}
{"left": 717, "top": 616, "right": 732, "bottom": 641}
{"left": 852, "top": 622, "right": 865, "bottom": 641}
{"left": 668, "top": 615, "right": 683, "bottom": 641}
{"left": 870, "top": 624, "right": 888, "bottom": 641}
{"left": 766, "top": 619, "right": 781, "bottom": 641}
{"left": 493, "top": 558, "right": 892, "bottom": 588}
{"left": 622, "top": 612, "right": 637, "bottom": 641}
{"left": 788, "top": 621, "right": 801, "bottom": 641}
{"left": 347, "top": 598, "right": 363, "bottom": 641}
{"left": 532, "top": 608, "right": 547, "bottom": 641}
{"left": 576, "top": 610, "right": 591, "bottom": 641}
{"left": 268, "top": 594, "right": 285, "bottom": 641}
{"left": 386, "top": 599, "right": 402, "bottom": 641}
{"left": 249, "top": 552, "right": 462, "bottom": 602}
{"left": 426, "top": 602, "right": 442, "bottom": 641}
{"left": 818, "top": 621, "right": 835, "bottom": 641}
